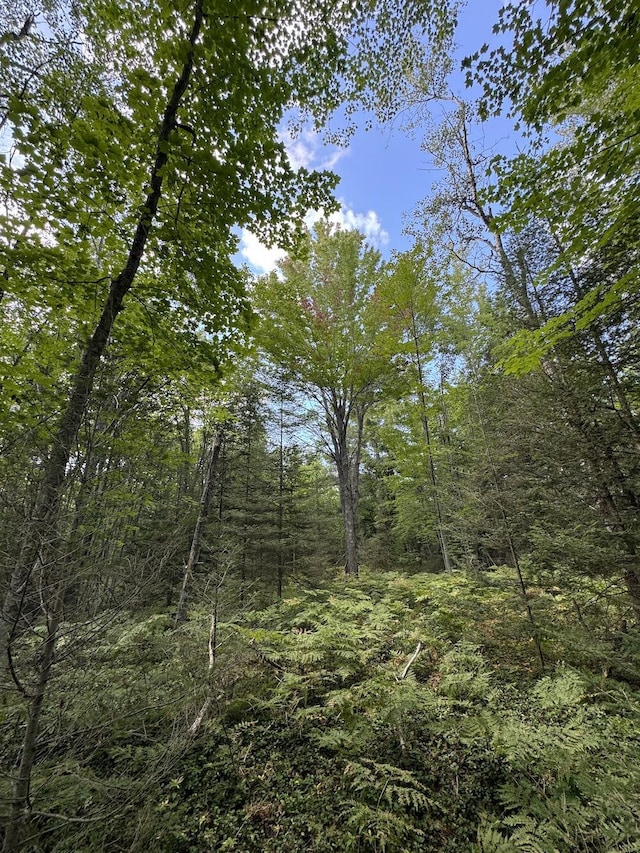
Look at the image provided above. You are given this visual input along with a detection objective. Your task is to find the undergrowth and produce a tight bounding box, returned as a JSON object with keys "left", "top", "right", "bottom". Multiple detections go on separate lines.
{"left": 2, "top": 568, "right": 639, "bottom": 851}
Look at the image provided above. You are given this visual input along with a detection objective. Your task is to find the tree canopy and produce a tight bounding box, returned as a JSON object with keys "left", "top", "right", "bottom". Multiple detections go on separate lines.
{"left": 256, "top": 223, "right": 400, "bottom": 575}
{"left": 1, "top": 2, "right": 640, "bottom": 851}
{"left": 463, "top": 0, "right": 640, "bottom": 350}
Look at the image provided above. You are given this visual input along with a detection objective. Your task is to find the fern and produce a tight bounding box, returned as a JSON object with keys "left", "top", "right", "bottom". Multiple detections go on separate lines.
{"left": 475, "top": 823, "right": 519, "bottom": 852}
{"left": 204, "top": 573, "right": 640, "bottom": 853}
{"left": 344, "top": 759, "right": 436, "bottom": 812}
{"left": 344, "top": 803, "right": 426, "bottom": 853}
{"left": 342, "top": 761, "right": 433, "bottom": 852}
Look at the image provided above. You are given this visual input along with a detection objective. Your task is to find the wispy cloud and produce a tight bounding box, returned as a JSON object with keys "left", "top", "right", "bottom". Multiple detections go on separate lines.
{"left": 279, "top": 128, "right": 347, "bottom": 172}
{"left": 306, "top": 205, "right": 389, "bottom": 247}
{"left": 238, "top": 126, "right": 381, "bottom": 275}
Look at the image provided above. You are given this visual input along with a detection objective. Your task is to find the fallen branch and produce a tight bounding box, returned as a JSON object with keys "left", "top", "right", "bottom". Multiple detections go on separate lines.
{"left": 399, "top": 642, "right": 422, "bottom": 680}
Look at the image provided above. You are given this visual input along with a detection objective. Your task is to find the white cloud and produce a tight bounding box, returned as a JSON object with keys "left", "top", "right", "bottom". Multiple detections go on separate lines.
{"left": 238, "top": 230, "right": 286, "bottom": 274}
{"left": 236, "top": 126, "right": 388, "bottom": 275}
{"left": 278, "top": 128, "right": 347, "bottom": 172}
{"left": 238, "top": 203, "right": 389, "bottom": 275}
{"left": 280, "top": 129, "right": 316, "bottom": 170}
{"left": 320, "top": 147, "right": 347, "bottom": 171}
{"left": 305, "top": 204, "right": 389, "bottom": 247}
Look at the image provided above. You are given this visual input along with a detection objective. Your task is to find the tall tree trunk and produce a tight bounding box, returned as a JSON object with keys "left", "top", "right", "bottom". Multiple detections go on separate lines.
{"left": 174, "top": 429, "right": 224, "bottom": 626}
{"left": 167, "top": 406, "right": 194, "bottom": 607}
{"left": 277, "top": 397, "right": 285, "bottom": 598}
{"left": 409, "top": 307, "right": 452, "bottom": 573}
{"left": 330, "top": 400, "right": 365, "bottom": 577}
{"left": 336, "top": 447, "right": 360, "bottom": 576}
{"left": 0, "top": 5, "right": 204, "bottom": 847}
{"left": 240, "top": 425, "right": 252, "bottom": 606}
{"left": 2, "top": 604, "right": 59, "bottom": 853}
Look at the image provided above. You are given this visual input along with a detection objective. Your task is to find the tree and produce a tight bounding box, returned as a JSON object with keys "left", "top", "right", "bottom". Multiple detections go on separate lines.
{"left": 256, "top": 224, "right": 399, "bottom": 575}
{"left": 493, "top": 228, "right": 640, "bottom": 625}
{"left": 383, "top": 244, "right": 457, "bottom": 572}
{"left": 218, "top": 377, "right": 277, "bottom": 604}
{"left": 410, "top": 92, "right": 640, "bottom": 623}
{"left": 174, "top": 427, "right": 225, "bottom": 626}
{"left": 0, "top": 0, "right": 461, "bottom": 666}
{"left": 463, "top": 0, "right": 639, "bottom": 342}
{"left": 0, "top": 1, "right": 461, "bottom": 843}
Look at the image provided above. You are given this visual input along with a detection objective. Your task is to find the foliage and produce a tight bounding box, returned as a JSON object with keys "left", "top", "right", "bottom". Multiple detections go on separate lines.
{"left": 463, "top": 0, "right": 639, "bottom": 353}
{"left": 151, "top": 570, "right": 640, "bottom": 852}
{"left": 2, "top": 560, "right": 640, "bottom": 852}
{"left": 2, "top": 1, "right": 640, "bottom": 851}
{"left": 255, "top": 222, "right": 403, "bottom": 574}
{"left": 256, "top": 223, "right": 398, "bottom": 403}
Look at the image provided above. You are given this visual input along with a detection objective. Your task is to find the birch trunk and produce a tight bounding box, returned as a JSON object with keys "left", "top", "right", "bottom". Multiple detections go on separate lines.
{"left": 174, "top": 429, "right": 224, "bottom": 626}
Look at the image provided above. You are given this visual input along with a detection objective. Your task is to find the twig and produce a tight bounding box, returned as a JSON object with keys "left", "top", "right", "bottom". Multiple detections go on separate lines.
{"left": 29, "top": 809, "right": 120, "bottom": 824}
{"left": 399, "top": 642, "right": 422, "bottom": 680}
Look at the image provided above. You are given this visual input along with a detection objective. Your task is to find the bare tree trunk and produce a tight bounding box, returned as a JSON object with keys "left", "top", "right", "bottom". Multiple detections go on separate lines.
{"left": 174, "top": 429, "right": 224, "bottom": 626}
{"left": 277, "top": 397, "right": 285, "bottom": 597}
{"left": 2, "top": 604, "right": 59, "bottom": 853}
{"left": 188, "top": 567, "right": 227, "bottom": 736}
{"left": 341, "top": 480, "right": 360, "bottom": 577}
{"left": 167, "top": 407, "right": 194, "bottom": 607}
{"left": 239, "top": 424, "right": 252, "bottom": 607}
{"left": 331, "top": 402, "right": 365, "bottom": 577}
{"left": 408, "top": 307, "right": 452, "bottom": 572}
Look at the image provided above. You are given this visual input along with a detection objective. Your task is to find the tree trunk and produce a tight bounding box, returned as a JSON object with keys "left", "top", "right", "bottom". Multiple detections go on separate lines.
{"left": 409, "top": 308, "right": 452, "bottom": 573}
{"left": 340, "top": 461, "right": 360, "bottom": 577}
{"left": 2, "top": 604, "right": 59, "bottom": 853}
{"left": 0, "top": 6, "right": 204, "bottom": 847}
{"left": 167, "top": 407, "right": 194, "bottom": 607}
{"left": 240, "top": 425, "right": 252, "bottom": 606}
{"left": 332, "top": 403, "right": 364, "bottom": 577}
{"left": 277, "top": 398, "right": 285, "bottom": 597}
{"left": 174, "top": 429, "right": 224, "bottom": 626}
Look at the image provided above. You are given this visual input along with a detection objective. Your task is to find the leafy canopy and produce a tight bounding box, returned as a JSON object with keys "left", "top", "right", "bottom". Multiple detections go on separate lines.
{"left": 463, "top": 0, "right": 639, "bottom": 347}
{"left": 255, "top": 223, "right": 400, "bottom": 406}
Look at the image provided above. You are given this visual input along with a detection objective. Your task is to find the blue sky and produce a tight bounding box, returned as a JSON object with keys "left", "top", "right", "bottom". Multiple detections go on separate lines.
{"left": 239, "top": 0, "right": 513, "bottom": 273}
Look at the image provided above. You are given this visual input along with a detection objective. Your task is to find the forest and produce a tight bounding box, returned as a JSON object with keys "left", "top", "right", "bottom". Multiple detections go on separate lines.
{"left": 0, "top": 0, "right": 639, "bottom": 850}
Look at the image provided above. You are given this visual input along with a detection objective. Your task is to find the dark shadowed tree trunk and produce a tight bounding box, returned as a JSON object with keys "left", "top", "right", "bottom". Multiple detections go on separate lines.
{"left": 327, "top": 397, "right": 368, "bottom": 577}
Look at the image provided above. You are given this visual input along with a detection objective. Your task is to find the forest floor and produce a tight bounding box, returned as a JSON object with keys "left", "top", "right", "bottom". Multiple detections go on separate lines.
{"left": 2, "top": 567, "right": 640, "bottom": 852}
